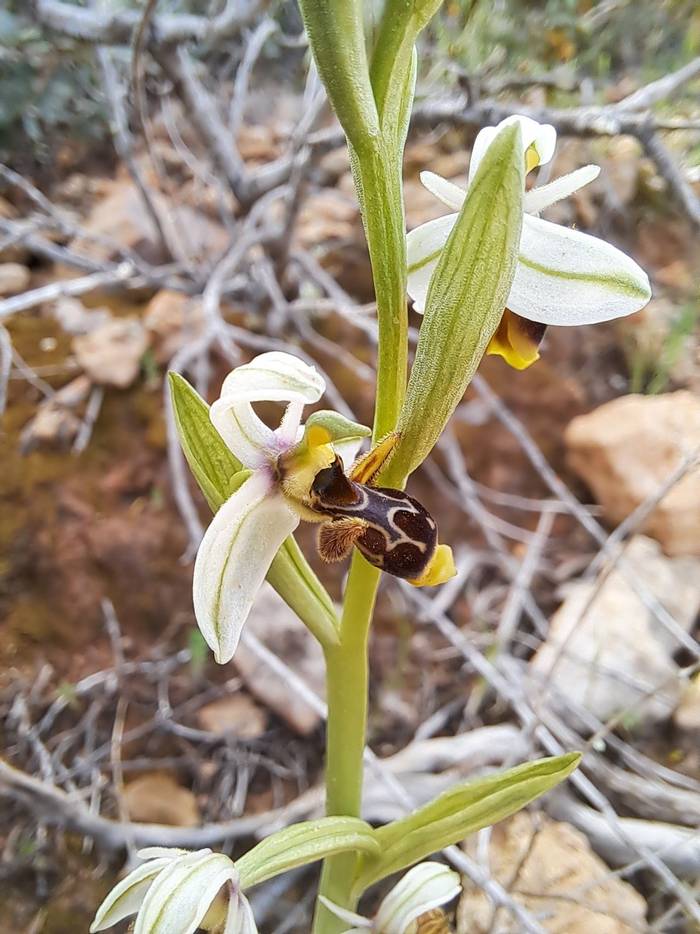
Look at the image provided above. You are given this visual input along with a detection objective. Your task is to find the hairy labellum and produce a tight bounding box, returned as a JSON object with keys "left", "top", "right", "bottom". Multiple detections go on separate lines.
{"left": 415, "top": 908, "right": 451, "bottom": 933}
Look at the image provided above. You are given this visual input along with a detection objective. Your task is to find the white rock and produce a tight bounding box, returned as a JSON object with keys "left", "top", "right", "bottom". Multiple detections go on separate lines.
{"left": 674, "top": 676, "right": 700, "bottom": 733}
{"left": 458, "top": 812, "right": 647, "bottom": 933}
{"left": 0, "top": 262, "right": 30, "bottom": 296}
{"left": 565, "top": 391, "right": 700, "bottom": 555}
{"left": 197, "top": 694, "right": 267, "bottom": 739}
{"left": 52, "top": 295, "right": 112, "bottom": 335}
{"left": 72, "top": 318, "right": 148, "bottom": 388}
{"left": 530, "top": 536, "right": 700, "bottom": 725}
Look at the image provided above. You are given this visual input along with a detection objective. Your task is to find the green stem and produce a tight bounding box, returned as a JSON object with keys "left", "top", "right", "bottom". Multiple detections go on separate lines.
{"left": 352, "top": 141, "right": 408, "bottom": 441}
{"left": 314, "top": 109, "right": 407, "bottom": 934}
{"left": 313, "top": 554, "right": 380, "bottom": 934}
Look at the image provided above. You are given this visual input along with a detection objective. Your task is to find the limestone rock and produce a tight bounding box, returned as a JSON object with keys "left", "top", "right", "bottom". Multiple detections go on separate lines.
{"left": 19, "top": 376, "right": 92, "bottom": 452}
{"left": 70, "top": 180, "right": 229, "bottom": 264}
{"left": 123, "top": 773, "right": 199, "bottom": 827}
{"left": 233, "top": 584, "right": 325, "bottom": 736}
{"left": 0, "top": 262, "right": 30, "bottom": 296}
{"left": 565, "top": 391, "right": 700, "bottom": 555}
{"left": 674, "top": 676, "right": 700, "bottom": 733}
{"left": 197, "top": 694, "right": 267, "bottom": 739}
{"left": 530, "top": 536, "right": 700, "bottom": 725}
{"left": 143, "top": 289, "right": 203, "bottom": 363}
{"left": 236, "top": 124, "right": 281, "bottom": 163}
{"left": 296, "top": 189, "right": 360, "bottom": 249}
{"left": 457, "top": 812, "right": 647, "bottom": 933}
{"left": 52, "top": 296, "right": 112, "bottom": 335}
{"left": 73, "top": 318, "right": 148, "bottom": 388}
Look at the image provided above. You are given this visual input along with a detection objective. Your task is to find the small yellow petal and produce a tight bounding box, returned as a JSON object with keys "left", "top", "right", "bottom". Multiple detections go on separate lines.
{"left": 306, "top": 424, "right": 332, "bottom": 448}
{"left": 487, "top": 309, "right": 545, "bottom": 370}
{"left": 408, "top": 544, "right": 457, "bottom": 587}
{"left": 525, "top": 144, "right": 540, "bottom": 173}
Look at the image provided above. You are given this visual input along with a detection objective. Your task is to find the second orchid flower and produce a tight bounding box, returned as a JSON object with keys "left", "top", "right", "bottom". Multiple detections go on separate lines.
{"left": 407, "top": 114, "right": 651, "bottom": 369}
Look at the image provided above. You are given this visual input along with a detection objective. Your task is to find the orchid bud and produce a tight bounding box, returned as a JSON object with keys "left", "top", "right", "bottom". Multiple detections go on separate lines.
{"left": 297, "top": 0, "right": 380, "bottom": 151}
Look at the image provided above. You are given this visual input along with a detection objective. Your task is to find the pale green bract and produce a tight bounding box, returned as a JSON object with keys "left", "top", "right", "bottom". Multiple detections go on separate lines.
{"left": 391, "top": 122, "right": 525, "bottom": 481}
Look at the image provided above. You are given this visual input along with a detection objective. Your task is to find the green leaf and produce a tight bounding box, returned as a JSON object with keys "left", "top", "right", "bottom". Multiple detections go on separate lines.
{"left": 168, "top": 372, "right": 340, "bottom": 647}
{"left": 237, "top": 817, "right": 380, "bottom": 890}
{"left": 168, "top": 371, "right": 243, "bottom": 510}
{"left": 393, "top": 122, "right": 525, "bottom": 481}
{"left": 352, "top": 752, "right": 581, "bottom": 893}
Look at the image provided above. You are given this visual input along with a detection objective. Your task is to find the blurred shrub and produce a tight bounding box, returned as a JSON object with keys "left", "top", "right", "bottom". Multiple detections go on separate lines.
{"left": 431, "top": 0, "right": 700, "bottom": 83}
{"left": 0, "top": 5, "right": 109, "bottom": 167}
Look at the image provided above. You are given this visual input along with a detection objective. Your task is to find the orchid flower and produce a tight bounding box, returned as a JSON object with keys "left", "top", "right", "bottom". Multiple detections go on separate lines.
{"left": 90, "top": 847, "right": 258, "bottom": 934}
{"left": 192, "top": 351, "right": 371, "bottom": 664}
{"left": 407, "top": 114, "right": 652, "bottom": 369}
{"left": 320, "top": 862, "right": 461, "bottom": 933}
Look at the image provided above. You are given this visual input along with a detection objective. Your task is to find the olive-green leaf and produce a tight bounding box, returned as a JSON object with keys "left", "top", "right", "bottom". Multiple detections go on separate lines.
{"left": 352, "top": 752, "right": 581, "bottom": 893}
{"left": 237, "top": 817, "right": 380, "bottom": 890}
{"left": 168, "top": 372, "right": 340, "bottom": 647}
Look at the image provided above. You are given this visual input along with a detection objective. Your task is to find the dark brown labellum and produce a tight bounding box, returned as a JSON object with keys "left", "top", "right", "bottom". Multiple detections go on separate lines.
{"left": 310, "top": 458, "right": 437, "bottom": 580}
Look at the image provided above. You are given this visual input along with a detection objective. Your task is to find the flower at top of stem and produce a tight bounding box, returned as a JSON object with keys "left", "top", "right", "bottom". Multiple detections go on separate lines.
{"left": 407, "top": 113, "right": 651, "bottom": 369}
{"left": 90, "top": 847, "right": 258, "bottom": 934}
{"left": 320, "top": 862, "right": 461, "bottom": 933}
{"left": 192, "top": 352, "right": 455, "bottom": 665}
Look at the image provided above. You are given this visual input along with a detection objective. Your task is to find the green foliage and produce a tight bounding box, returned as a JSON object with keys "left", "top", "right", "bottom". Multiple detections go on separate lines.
{"left": 187, "top": 626, "right": 209, "bottom": 679}
{"left": 628, "top": 298, "right": 700, "bottom": 394}
{"left": 0, "top": 6, "right": 108, "bottom": 163}
{"left": 428, "top": 0, "right": 700, "bottom": 87}
{"left": 237, "top": 817, "right": 381, "bottom": 890}
{"left": 352, "top": 752, "right": 581, "bottom": 894}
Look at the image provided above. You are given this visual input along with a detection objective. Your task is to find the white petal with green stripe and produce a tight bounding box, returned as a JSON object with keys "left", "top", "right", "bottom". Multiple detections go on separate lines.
{"left": 211, "top": 352, "right": 325, "bottom": 468}
{"left": 406, "top": 213, "right": 457, "bottom": 313}
{"left": 374, "top": 862, "right": 461, "bottom": 933}
{"left": 193, "top": 472, "right": 299, "bottom": 664}
{"left": 133, "top": 850, "right": 237, "bottom": 934}
{"left": 224, "top": 893, "right": 259, "bottom": 934}
{"left": 511, "top": 213, "right": 651, "bottom": 326}
{"left": 90, "top": 858, "right": 172, "bottom": 932}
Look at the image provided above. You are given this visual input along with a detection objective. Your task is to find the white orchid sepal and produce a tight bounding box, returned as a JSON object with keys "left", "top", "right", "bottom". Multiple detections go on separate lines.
{"left": 407, "top": 114, "right": 651, "bottom": 369}
{"left": 90, "top": 848, "right": 258, "bottom": 934}
{"left": 192, "top": 352, "right": 370, "bottom": 665}
{"left": 320, "top": 862, "right": 461, "bottom": 933}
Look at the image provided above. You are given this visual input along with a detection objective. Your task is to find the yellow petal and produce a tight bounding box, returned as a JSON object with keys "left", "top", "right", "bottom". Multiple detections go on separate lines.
{"left": 408, "top": 544, "right": 457, "bottom": 588}
{"left": 486, "top": 309, "right": 546, "bottom": 370}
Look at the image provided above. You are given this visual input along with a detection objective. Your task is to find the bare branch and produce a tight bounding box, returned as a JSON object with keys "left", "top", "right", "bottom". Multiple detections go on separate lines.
{"left": 33, "top": 0, "right": 263, "bottom": 47}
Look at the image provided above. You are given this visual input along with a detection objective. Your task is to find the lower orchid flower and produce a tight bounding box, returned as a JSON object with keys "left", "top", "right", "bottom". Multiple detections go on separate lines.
{"left": 407, "top": 113, "right": 652, "bottom": 369}
{"left": 90, "top": 847, "right": 257, "bottom": 934}
{"left": 320, "top": 862, "right": 461, "bottom": 933}
{"left": 192, "top": 352, "right": 455, "bottom": 664}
